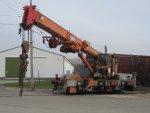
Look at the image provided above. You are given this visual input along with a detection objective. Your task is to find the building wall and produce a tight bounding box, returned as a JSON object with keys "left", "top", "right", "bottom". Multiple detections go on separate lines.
{"left": 0, "top": 47, "right": 74, "bottom": 78}
{"left": 26, "top": 47, "right": 64, "bottom": 78}
{"left": 64, "top": 58, "right": 74, "bottom": 74}
{"left": 0, "top": 47, "right": 21, "bottom": 78}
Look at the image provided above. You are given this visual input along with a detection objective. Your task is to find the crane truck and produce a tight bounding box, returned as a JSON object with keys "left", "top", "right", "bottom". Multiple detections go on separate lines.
{"left": 20, "top": 4, "right": 136, "bottom": 94}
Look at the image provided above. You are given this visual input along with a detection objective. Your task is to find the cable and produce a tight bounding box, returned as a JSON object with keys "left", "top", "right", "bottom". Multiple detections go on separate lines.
{"left": 0, "top": 0, "right": 17, "bottom": 11}
{"left": 44, "top": 42, "right": 50, "bottom": 49}
{"left": 0, "top": 14, "right": 21, "bottom": 18}
{"left": 0, "top": 23, "right": 46, "bottom": 37}
{"left": 5, "top": 0, "right": 21, "bottom": 9}
{"left": 35, "top": 26, "right": 48, "bottom": 36}
{"left": 33, "top": 27, "right": 53, "bottom": 49}
{"left": 0, "top": 22, "right": 48, "bottom": 42}
{"left": 15, "top": 0, "right": 30, "bottom": 6}
{"left": 32, "top": 27, "right": 52, "bottom": 49}
{"left": 32, "top": 30, "right": 45, "bottom": 36}
{"left": 0, "top": 23, "right": 19, "bottom": 26}
{"left": 31, "top": 28, "right": 51, "bottom": 49}
{"left": 0, "top": 0, "right": 21, "bottom": 16}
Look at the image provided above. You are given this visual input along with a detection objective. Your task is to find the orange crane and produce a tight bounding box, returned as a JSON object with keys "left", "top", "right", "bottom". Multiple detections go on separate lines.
{"left": 21, "top": 5, "right": 101, "bottom": 74}
{"left": 21, "top": 5, "right": 136, "bottom": 94}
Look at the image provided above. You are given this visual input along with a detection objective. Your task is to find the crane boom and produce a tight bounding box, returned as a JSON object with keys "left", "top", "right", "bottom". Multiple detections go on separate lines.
{"left": 21, "top": 5, "right": 99, "bottom": 58}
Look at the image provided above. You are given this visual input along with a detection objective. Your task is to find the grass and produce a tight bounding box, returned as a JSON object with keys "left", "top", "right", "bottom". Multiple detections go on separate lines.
{"left": 2, "top": 80, "right": 54, "bottom": 89}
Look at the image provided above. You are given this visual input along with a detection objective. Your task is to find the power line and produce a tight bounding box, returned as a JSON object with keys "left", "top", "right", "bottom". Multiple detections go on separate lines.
{"left": 15, "top": 0, "right": 30, "bottom": 6}
{"left": 0, "top": 14, "right": 21, "bottom": 18}
{"left": 35, "top": 26, "right": 47, "bottom": 36}
{"left": 0, "top": 0, "right": 21, "bottom": 16}
{"left": 5, "top": 0, "right": 21, "bottom": 9}
{"left": 0, "top": 22, "right": 46, "bottom": 37}
{"left": 32, "top": 30, "right": 45, "bottom": 36}
{"left": 0, "top": 0, "right": 17, "bottom": 11}
{"left": 0, "top": 23, "right": 19, "bottom": 26}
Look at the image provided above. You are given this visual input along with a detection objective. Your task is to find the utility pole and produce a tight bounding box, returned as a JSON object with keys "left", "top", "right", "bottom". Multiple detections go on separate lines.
{"left": 105, "top": 45, "right": 107, "bottom": 54}
{"left": 30, "top": 28, "right": 34, "bottom": 90}
{"left": 30, "top": 0, "right": 32, "bottom": 5}
{"left": 29, "top": 0, "right": 34, "bottom": 90}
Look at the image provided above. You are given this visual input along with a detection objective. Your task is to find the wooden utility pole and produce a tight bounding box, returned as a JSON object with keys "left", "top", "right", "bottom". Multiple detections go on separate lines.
{"left": 30, "top": 28, "right": 34, "bottom": 90}
{"left": 29, "top": 0, "right": 34, "bottom": 90}
{"left": 105, "top": 45, "right": 107, "bottom": 54}
{"left": 30, "top": 0, "right": 32, "bottom": 4}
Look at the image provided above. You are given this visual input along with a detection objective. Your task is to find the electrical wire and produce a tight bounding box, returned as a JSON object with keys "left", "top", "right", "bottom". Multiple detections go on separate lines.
{"left": 0, "top": 0, "right": 50, "bottom": 50}
{"left": 0, "top": 0, "right": 21, "bottom": 16}
{"left": 32, "top": 29, "right": 51, "bottom": 49}
{"left": 35, "top": 26, "right": 48, "bottom": 36}
{"left": 33, "top": 26, "right": 53, "bottom": 49}
{"left": 0, "top": 0, "right": 20, "bottom": 14}
{"left": 0, "top": 14, "right": 21, "bottom": 18}
{"left": 0, "top": 23, "right": 19, "bottom": 26}
{"left": 32, "top": 29, "right": 45, "bottom": 36}
{"left": 5, "top": 0, "right": 21, "bottom": 9}
{"left": 0, "top": 1, "right": 60, "bottom": 54}
{"left": 44, "top": 42, "right": 50, "bottom": 49}
{"left": 0, "top": 22, "right": 46, "bottom": 37}
{"left": 15, "top": 0, "right": 30, "bottom": 6}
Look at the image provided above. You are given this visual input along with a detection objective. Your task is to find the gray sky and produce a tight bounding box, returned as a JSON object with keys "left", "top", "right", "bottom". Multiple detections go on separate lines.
{"left": 0, "top": 0, "right": 150, "bottom": 58}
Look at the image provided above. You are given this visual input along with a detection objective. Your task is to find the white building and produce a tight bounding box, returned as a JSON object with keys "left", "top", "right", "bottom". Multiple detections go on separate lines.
{"left": 0, "top": 46, "right": 74, "bottom": 78}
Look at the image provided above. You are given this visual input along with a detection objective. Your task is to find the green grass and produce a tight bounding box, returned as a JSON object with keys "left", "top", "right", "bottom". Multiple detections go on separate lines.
{"left": 2, "top": 80, "right": 54, "bottom": 89}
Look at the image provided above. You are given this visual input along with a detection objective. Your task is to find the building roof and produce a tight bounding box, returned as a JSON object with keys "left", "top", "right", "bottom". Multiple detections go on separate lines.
{"left": 0, "top": 46, "right": 21, "bottom": 54}
{"left": 114, "top": 53, "right": 150, "bottom": 58}
{"left": 0, "top": 46, "right": 74, "bottom": 66}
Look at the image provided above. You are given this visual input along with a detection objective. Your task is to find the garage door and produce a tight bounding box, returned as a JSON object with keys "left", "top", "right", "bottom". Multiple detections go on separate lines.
{"left": 5, "top": 57, "right": 20, "bottom": 78}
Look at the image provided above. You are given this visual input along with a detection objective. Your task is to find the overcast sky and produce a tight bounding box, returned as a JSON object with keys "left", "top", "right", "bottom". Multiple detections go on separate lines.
{"left": 0, "top": 0, "right": 150, "bottom": 58}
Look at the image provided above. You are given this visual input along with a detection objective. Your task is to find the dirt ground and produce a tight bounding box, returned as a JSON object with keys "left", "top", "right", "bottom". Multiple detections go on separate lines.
{"left": 0, "top": 86, "right": 150, "bottom": 113}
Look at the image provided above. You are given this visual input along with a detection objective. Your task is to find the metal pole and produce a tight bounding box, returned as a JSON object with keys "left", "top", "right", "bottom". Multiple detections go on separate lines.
{"left": 30, "top": 0, "right": 32, "bottom": 5}
{"left": 30, "top": 0, "right": 34, "bottom": 90}
{"left": 105, "top": 45, "right": 107, "bottom": 54}
{"left": 30, "top": 28, "right": 34, "bottom": 90}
